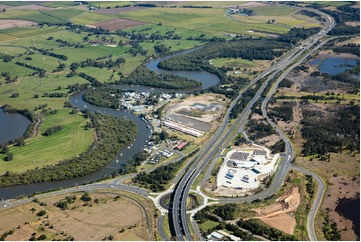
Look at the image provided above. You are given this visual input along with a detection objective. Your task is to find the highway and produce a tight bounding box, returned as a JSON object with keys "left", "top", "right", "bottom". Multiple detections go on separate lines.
{"left": 171, "top": 6, "right": 335, "bottom": 241}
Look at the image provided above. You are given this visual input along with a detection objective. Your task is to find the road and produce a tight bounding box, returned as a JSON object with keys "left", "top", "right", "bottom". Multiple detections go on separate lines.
{"left": 171, "top": 6, "right": 335, "bottom": 241}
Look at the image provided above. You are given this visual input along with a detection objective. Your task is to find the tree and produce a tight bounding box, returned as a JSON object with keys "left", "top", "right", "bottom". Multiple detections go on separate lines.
{"left": 4, "top": 153, "right": 13, "bottom": 161}
{"left": 80, "top": 192, "right": 92, "bottom": 202}
{"left": 160, "top": 131, "right": 169, "bottom": 140}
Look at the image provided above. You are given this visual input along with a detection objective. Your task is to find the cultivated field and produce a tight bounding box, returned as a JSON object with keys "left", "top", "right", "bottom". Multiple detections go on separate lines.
{"left": 94, "top": 18, "right": 147, "bottom": 31}
{"left": 119, "top": 7, "right": 294, "bottom": 36}
{"left": 0, "top": 190, "right": 152, "bottom": 241}
{"left": 95, "top": 6, "right": 148, "bottom": 15}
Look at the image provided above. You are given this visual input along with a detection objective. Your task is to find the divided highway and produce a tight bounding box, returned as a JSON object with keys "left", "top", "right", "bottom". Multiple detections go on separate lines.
{"left": 171, "top": 7, "right": 335, "bottom": 241}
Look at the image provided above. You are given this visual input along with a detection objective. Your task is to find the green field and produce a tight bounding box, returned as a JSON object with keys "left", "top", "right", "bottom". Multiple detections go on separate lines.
{"left": 0, "top": 26, "right": 60, "bottom": 39}
{"left": 0, "top": 109, "right": 94, "bottom": 173}
{"left": 119, "top": 7, "right": 291, "bottom": 36}
{"left": 40, "top": 9, "right": 85, "bottom": 22}
{"left": 0, "top": 74, "right": 88, "bottom": 110}
{"left": 40, "top": 1, "right": 78, "bottom": 8}
{"left": 249, "top": 5, "right": 296, "bottom": 16}
{"left": 0, "top": 9, "right": 66, "bottom": 24}
{"left": 70, "top": 12, "right": 117, "bottom": 25}
{"left": 200, "top": 220, "right": 219, "bottom": 231}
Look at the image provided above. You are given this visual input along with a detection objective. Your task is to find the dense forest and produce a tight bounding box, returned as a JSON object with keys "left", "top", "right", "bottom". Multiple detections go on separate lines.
{"left": 83, "top": 86, "right": 122, "bottom": 109}
{"left": 301, "top": 103, "right": 360, "bottom": 155}
{"left": 119, "top": 65, "right": 201, "bottom": 89}
{"left": 0, "top": 112, "right": 137, "bottom": 187}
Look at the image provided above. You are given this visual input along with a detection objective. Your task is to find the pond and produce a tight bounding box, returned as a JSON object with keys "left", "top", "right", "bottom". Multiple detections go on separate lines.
{"left": 310, "top": 56, "right": 358, "bottom": 75}
{"left": 0, "top": 108, "right": 31, "bottom": 144}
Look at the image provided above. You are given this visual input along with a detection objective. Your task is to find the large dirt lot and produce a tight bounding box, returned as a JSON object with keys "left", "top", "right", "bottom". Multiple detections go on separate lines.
{"left": 249, "top": 186, "right": 301, "bottom": 235}
{"left": 94, "top": 18, "right": 147, "bottom": 31}
{"left": 164, "top": 94, "right": 228, "bottom": 132}
{"left": 0, "top": 190, "right": 151, "bottom": 241}
{"left": 0, "top": 20, "right": 37, "bottom": 29}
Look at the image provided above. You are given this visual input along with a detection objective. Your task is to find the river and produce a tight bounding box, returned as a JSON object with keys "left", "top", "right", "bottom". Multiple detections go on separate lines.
{"left": 0, "top": 47, "right": 221, "bottom": 200}
{"left": 115, "top": 46, "right": 220, "bottom": 93}
{"left": 0, "top": 108, "right": 31, "bottom": 144}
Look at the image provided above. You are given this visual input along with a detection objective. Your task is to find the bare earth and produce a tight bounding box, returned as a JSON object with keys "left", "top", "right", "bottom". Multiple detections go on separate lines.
{"left": 250, "top": 186, "right": 301, "bottom": 234}
{"left": 0, "top": 20, "right": 36, "bottom": 29}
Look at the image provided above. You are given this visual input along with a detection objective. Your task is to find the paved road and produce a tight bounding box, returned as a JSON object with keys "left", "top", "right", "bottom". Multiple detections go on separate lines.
{"left": 171, "top": 6, "right": 335, "bottom": 241}
{"left": 158, "top": 215, "right": 169, "bottom": 241}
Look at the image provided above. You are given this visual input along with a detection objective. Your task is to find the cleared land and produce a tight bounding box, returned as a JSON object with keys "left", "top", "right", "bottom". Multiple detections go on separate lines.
{"left": 0, "top": 20, "right": 36, "bottom": 29}
{"left": 94, "top": 18, "right": 147, "bottom": 31}
{"left": 0, "top": 190, "right": 151, "bottom": 241}
{"left": 250, "top": 186, "right": 301, "bottom": 234}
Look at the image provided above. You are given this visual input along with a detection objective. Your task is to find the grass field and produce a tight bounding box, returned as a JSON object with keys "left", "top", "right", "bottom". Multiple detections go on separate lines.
{"left": 0, "top": 26, "right": 60, "bottom": 39}
{"left": 0, "top": 190, "right": 150, "bottom": 241}
{"left": 40, "top": 9, "right": 84, "bottom": 22}
{"left": 40, "top": 1, "right": 78, "bottom": 8}
{"left": 0, "top": 9, "right": 66, "bottom": 24}
{"left": 70, "top": 11, "right": 117, "bottom": 25}
{"left": 0, "top": 109, "right": 94, "bottom": 173}
{"left": 120, "top": 7, "right": 291, "bottom": 36}
{"left": 200, "top": 220, "right": 219, "bottom": 231}
{"left": 0, "top": 74, "right": 88, "bottom": 110}
{"left": 249, "top": 5, "right": 296, "bottom": 16}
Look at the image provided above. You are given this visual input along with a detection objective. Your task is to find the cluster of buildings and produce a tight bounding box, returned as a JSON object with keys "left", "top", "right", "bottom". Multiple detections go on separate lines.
{"left": 148, "top": 149, "right": 174, "bottom": 164}
{"left": 217, "top": 147, "right": 279, "bottom": 191}
{"left": 206, "top": 230, "right": 241, "bottom": 241}
{"left": 167, "top": 139, "right": 189, "bottom": 151}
